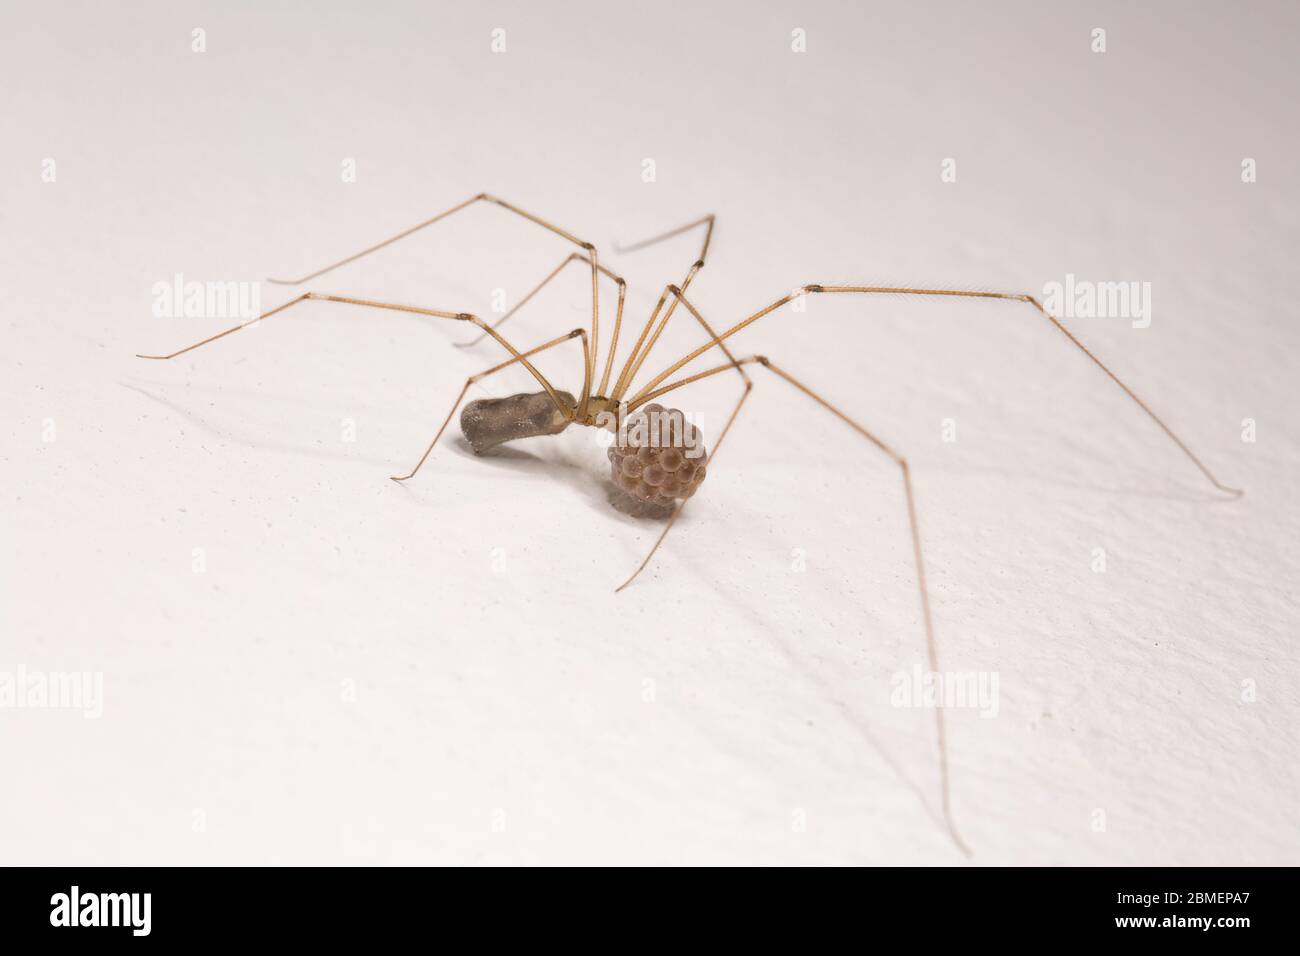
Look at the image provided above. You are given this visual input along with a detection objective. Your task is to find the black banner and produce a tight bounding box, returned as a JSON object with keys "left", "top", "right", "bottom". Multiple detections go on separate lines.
{"left": 0, "top": 866, "right": 1286, "bottom": 944}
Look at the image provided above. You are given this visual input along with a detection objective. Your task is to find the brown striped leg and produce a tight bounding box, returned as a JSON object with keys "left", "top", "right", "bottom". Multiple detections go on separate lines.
{"left": 618, "top": 352, "right": 972, "bottom": 857}
{"left": 136, "top": 291, "right": 574, "bottom": 423}
{"left": 262, "top": 192, "right": 603, "bottom": 416}
{"left": 630, "top": 285, "right": 1241, "bottom": 497}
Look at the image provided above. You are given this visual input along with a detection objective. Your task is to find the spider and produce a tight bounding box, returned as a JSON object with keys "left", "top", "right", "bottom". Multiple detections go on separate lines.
{"left": 138, "top": 192, "right": 1242, "bottom": 855}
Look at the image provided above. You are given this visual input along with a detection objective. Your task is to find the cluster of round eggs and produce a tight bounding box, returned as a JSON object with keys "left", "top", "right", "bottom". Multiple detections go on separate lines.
{"left": 606, "top": 404, "right": 708, "bottom": 505}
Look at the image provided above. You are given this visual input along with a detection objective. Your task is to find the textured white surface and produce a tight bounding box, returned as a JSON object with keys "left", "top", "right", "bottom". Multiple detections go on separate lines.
{"left": 2, "top": 1, "right": 1297, "bottom": 865}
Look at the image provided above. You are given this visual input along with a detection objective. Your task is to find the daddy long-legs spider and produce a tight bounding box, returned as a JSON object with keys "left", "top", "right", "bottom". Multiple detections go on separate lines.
{"left": 138, "top": 192, "right": 1242, "bottom": 854}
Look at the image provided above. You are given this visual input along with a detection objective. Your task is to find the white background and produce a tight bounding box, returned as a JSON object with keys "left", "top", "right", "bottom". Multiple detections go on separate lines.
{"left": 2, "top": 1, "right": 1296, "bottom": 864}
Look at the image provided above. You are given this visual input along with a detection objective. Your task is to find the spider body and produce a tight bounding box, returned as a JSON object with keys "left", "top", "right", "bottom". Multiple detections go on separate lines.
{"left": 137, "top": 191, "right": 1241, "bottom": 857}
{"left": 458, "top": 389, "right": 574, "bottom": 454}
{"left": 460, "top": 389, "right": 709, "bottom": 505}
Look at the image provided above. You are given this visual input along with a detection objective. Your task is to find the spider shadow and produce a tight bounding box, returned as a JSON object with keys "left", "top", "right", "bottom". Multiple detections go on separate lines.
{"left": 672, "top": 556, "right": 955, "bottom": 851}
{"left": 129, "top": 371, "right": 948, "bottom": 849}
{"left": 618, "top": 498, "right": 959, "bottom": 852}
{"left": 400, "top": 435, "right": 675, "bottom": 524}
{"left": 927, "top": 460, "right": 1242, "bottom": 506}
{"left": 122, "top": 381, "right": 401, "bottom": 470}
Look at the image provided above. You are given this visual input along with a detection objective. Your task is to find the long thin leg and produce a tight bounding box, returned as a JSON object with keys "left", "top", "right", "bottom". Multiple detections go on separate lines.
{"left": 630, "top": 285, "right": 1241, "bottom": 496}
{"left": 136, "top": 291, "right": 574, "bottom": 419}
{"left": 392, "top": 328, "right": 588, "bottom": 483}
{"left": 615, "top": 368, "right": 755, "bottom": 593}
{"left": 614, "top": 212, "right": 715, "bottom": 265}
{"left": 617, "top": 353, "right": 971, "bottom": 856}
{"left": 609, "top": 213, "right": 716, "bottom": 402}
{"left": 758, "top": 357, "right": 968, "bottom": 855}
{"left": 610, "top": 286, "right": 679, "bottom": 401}
{"left": 455, "top": 253, "right": 626, "bottom": 396}
{"left": 263, "top": 192, "right": 602, "bottom": 416}
{"left": 267, "top": 193, "right": 591, "bottom": 285}
{"left": 612, "top": 281, "right": 755, "bottom": 404}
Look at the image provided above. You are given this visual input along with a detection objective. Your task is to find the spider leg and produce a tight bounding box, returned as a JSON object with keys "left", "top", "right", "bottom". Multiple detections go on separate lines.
{"left": 267, "top": 193, "right": 591, "bottom": 285}
{"left": 613, "top": 212, "right": 715, "bottom": 265}
{"left": 393, "top": 328, "right": 589, "bottom": 483}
{"left": 616, "top": 352, "right": 971, "bottom": 857}
{"left": 615, "top": 361, "right": 757, "bottom": 593}
{"left": 609, "top": 213, "right": 716, "bottom": 401}
{"left": 631, "top": 285, "right": 1242, "bottom": 496}
{"left": 454, "top": 253, "right": 624, "bottom": 357}
{"left": 263, "top": 193, "right": 602, "bottom": 416}
{"left": 136, "top": 291, "right": 574, "bottom": 420}
{"left": 610, "top": 282, "right": 750, "bottom": 407}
